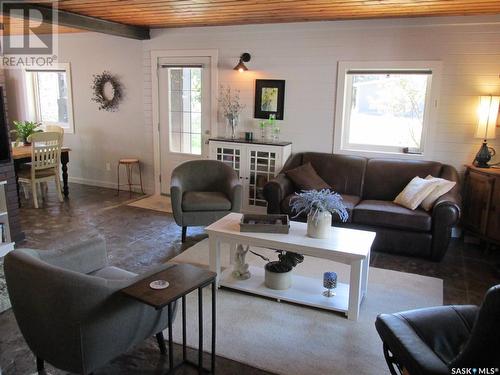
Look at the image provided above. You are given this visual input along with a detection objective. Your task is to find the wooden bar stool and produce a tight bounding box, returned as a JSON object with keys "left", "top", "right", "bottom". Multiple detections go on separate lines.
{"left": 117, "top": 158, "right": 144, "bottom": 197}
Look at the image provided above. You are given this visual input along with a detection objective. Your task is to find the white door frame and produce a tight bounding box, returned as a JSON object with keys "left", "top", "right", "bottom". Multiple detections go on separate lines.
{"left": 151, "top": 49, "right": 219, "bottom": 195}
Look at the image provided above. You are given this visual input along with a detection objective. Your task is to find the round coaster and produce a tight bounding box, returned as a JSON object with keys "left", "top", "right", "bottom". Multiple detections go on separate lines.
{"left": 149, "top": 280, "right": 169, "bottom": 290}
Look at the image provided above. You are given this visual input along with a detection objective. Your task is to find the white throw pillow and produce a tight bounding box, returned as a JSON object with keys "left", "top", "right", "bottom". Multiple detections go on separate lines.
{"left": 394, "top": 176, "right": 440, "bottom": 210}
{"left": 420, "top": 175, "right": 456, "bottom": 211}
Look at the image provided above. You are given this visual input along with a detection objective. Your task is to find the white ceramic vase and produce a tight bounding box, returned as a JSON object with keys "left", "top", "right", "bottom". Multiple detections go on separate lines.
{"left": 307, "top": 211, "right": 332, "bottom": 239}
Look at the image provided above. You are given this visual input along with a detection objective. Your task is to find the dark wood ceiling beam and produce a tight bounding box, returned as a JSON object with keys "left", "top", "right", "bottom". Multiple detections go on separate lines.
{"left": 4, "top": 4, "right": 150, "bottom": 39}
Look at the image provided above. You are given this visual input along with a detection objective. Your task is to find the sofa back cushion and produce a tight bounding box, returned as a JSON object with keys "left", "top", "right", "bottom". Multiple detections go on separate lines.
{"left": 301, "top": 152, "right": 367, "bottom": 196}
{"left": 363, "top": 158, "right": 443, "bottom": 201}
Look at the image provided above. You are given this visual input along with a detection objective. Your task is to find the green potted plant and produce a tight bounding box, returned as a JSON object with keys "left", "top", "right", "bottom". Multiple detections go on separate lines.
{"left": 290, "top": 189, "right": 349, "bottom": 239}
{"left": 10, "top": 121, "right": 42, "bottom": 145}
{"left": 251, "top": 250, "right": 304, "bottom": 290}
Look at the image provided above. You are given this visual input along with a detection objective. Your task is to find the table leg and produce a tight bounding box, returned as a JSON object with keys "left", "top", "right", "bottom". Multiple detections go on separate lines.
{"left": 361, "top": 251, "right": 370, "bottom": 300}
{"left": 209, "top": 236, "right": 221, "bottom": 287}
{"left": 211, "top": 280, "right": 216, "bottom": 374}
{"left": 168, "top": 303, "right": 174, "bottom": 371}
{"left": 198, "top": 287, "right": 203, "bottom": 373}
{"left": 348, "top": 259, "right": 363, "bottom": 321}
{"left": 14, "top": 161, "right": 21, "bottom": 207}
{"left": 61, "top": 152, "right": 69, "bottom": 198}
{"left": 229, "top": 242, "right": 237, "bottom": 265}
{"left": 182, "top": 296, "right": 187, "bottom": 361}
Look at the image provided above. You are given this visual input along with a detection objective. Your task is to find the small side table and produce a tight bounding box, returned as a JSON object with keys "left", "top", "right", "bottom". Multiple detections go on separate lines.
{"left": 121, "top": 263, "right": 217, "bottom": 374}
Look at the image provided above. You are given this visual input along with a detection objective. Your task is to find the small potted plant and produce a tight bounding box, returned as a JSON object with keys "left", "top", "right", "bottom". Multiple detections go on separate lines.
{"left": 251, "top": 250, "right": 304, "bottom": 290}
{"left": 290, "top": 189, "right": 348, "bottom": 239}
{"left": 218, "top": 85, "right": 245, "bottom": 139}
{"left": 10, "top": 121, "right": 42, "bottom": 145}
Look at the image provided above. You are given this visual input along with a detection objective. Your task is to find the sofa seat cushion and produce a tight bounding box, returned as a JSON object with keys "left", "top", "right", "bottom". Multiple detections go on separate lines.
{"left": 353, "top": 200, "right": 431, "bottom": 232}
{"left": 90, "top": 266, "right": 137, "bottom": 280}
{"left": 281, "top": 193, "right": 360, "bottom": 223}
{"left": 182, "top": 191, "right": 231, "bottom": 212}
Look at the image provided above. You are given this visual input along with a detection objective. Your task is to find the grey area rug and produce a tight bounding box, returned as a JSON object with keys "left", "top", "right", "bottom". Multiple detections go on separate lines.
{"left": 0, "top": 258, "right": 11, "bottom": 313}
{"left": 169, "top": 239, "right": 443, "bottom": 375}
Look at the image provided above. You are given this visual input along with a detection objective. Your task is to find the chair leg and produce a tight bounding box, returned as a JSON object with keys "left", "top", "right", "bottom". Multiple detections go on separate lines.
{"left": 382, "top": 343, "right": 404, "bottom": 375}
{"left": 22, "top": 183, "right": 30, "bottom": 199}
{"left": 182, "top": 226, "right": 187, "bottom": 243}
{"left": 117, "top": 163, "right": 121, "bottom": 195}
{"left": 126, "top": 164, "right": 132, "bottom": 198}
{"left": 36, "top": 357, "right": 44, "bottom": 371}
{"left": 138, "top": 162, "right": 145, "bottom": 194}
{"left": 32, "top": 181, "right": 39, "bottom": 209}
{"left": 54, "top": 174, "right": 64, "bottom": 202}
{"left": 42, "top": 182, "right": 48, "bottom": 199}
{"left": 156, "top": 332, "right": 167, "bottom": 355}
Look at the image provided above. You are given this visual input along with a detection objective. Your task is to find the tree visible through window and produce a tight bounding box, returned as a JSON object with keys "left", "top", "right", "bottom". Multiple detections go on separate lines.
{"left": 25, "top": 64, "right": 74, "bottom": 133}
{"left": 168, "top": 67, "right": 202, "bottom": 155}
{"left": 348, "top": 73, "right": 429, "bottom": 150}
{"left": 336, "top": 64, "right": 437, "bottom": 156}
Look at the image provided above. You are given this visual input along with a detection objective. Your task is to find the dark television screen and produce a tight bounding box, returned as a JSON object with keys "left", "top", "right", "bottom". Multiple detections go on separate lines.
{"left": 0, "top": 87, "right": 10, "bottom": 163}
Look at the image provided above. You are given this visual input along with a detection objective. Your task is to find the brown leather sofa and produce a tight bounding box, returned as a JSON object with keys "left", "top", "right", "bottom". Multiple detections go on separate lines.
{"left": 263, "top": 152, "right": 461, "bottom": 261}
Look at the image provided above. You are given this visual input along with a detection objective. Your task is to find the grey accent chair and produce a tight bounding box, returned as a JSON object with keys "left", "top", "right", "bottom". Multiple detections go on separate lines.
{"left": 4, "top": 237, "right": 176, "bottom": 375}
{"left": 171, "top": 159, "right": 242, "bottom": 242}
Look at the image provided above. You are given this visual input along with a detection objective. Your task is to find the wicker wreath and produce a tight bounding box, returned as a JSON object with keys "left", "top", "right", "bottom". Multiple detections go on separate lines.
{"left": 91, "top": 71, "right": 123, "bottom": 111}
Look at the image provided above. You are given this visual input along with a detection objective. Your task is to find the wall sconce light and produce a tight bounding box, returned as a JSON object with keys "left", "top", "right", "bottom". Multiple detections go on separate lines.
{"left": 474, "top": 95, "right": 499, "bottom": 168}
{"left": 233, "top": 53, "right": 251, "bottom": 72}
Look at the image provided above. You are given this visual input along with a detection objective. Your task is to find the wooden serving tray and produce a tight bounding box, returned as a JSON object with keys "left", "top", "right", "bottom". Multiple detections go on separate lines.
{"left": 239, "top": 214, "right": 290, "bottom": 234}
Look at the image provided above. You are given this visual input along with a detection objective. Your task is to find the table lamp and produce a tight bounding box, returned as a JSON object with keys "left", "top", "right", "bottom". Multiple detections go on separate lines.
{"left": 474, "top": 95, "right": 498, "bottom": 168}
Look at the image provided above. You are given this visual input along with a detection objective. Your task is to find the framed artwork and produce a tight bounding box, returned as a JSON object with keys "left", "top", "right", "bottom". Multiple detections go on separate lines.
{"left": 254, "top": 79, "right": 285, "bottom": 120}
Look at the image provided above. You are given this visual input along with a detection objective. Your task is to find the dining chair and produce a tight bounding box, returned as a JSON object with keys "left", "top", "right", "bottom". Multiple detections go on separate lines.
{"left": 21, "top": 126, "right": 64, "bottom": 200}
{"left": 18, "top": 132, "right": 63, "bottom": 208}
{"left": 45, "top": 125, "right": 64, "bottom": 144}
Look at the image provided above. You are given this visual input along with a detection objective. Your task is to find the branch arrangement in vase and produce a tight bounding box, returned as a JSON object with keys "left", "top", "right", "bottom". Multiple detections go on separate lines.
{"left": 218, "top": 85, "right": 245, "bottom": 139}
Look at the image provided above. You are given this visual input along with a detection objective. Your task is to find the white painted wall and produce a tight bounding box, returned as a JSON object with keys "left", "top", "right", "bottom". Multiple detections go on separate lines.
{"left": 6, "top": 15, "right": 500, "bottom": 194}
{"left": 145, "top": 15, "right": 500, "bottom": 173}
{"left": 5, "top": 33, "right": 151, "bottom": 192}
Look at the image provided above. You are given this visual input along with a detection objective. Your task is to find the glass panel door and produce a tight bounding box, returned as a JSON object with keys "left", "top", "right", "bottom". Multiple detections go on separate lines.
{"left": 158, "top": 56, "right": 211, "bottom": 194}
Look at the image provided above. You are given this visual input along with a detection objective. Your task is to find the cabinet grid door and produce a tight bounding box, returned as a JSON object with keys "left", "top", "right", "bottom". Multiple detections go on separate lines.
{"left": 214, "top": 145, "right": 242, "bottom": 178}
{"left": 247, "top": 148, "right": 278, "bottom": 209}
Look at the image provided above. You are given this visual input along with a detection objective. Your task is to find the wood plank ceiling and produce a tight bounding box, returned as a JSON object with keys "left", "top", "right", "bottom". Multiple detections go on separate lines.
{"left": 55, "top": 0, "right": 500, "bottom": 29}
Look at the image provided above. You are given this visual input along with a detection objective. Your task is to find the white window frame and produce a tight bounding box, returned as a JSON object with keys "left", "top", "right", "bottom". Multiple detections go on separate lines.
{"left": 334, "top": 61, "right": 442, "bottom": 159}
{"left": 24, "top": 62, "right": 75, "bottom": 134}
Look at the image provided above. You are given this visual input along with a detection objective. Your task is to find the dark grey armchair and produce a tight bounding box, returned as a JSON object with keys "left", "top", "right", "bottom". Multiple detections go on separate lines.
{"left": 4, "top": 237, "right": 176, "bottom": 375}
{"left": 375, "top": 285, "right": 500, "bottom": 375}
{"left": 170, "top": 159, "right": 242, "bottom": 242}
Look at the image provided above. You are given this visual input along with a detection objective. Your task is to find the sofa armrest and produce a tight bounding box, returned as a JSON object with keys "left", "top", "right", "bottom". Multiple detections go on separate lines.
{"left": 221, "top": 168, "right": 243, "bottom": 212}
{"left": 263, "top": 173, "right": 295, "bottom": 214}
{"left": 38, "top": 236, "right": 108, "bottom": 274}
{"left": 430, "top": 187, "right": 461, "bottom": 261}
{"left": 170, "top": 174, "right": 184, "bottom": 226}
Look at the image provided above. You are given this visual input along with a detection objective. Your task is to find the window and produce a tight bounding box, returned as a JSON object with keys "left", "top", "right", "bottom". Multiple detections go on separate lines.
{"left": 25, "top": 63, "right": 74, "bottom": 133}
{"left": 335, "top": 61, "right": 441, "bottom": 157}
{"left": 168, "top": 67, "right": 202, "bottom": 155}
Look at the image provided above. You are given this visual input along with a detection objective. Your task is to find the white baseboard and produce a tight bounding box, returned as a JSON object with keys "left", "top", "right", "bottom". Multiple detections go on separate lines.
{"left": 68, "top": 176, "right": 152, "bottom": 194}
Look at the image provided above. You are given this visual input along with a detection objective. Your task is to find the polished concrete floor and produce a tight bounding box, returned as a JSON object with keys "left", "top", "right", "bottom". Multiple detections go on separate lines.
{"left": 1, "top": 183, "right": 499, "bottom": 374}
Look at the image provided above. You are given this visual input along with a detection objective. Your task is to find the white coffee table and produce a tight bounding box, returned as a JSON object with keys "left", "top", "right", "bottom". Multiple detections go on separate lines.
{"left": 206, "top": 213, "right": 376, "bottom": 321}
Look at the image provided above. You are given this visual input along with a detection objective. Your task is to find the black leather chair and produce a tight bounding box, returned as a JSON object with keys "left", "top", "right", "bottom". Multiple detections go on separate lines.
{"left": 375, "top": 285, "right": 500, "bottom": 375}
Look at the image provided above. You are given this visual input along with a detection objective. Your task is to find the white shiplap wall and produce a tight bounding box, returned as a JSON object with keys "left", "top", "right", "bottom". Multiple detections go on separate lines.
{"left": 144, "top": 15, "right": 500, "bottom": 173}
{"left": 7, "top": 15, "right": 500, "bottom": 192}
